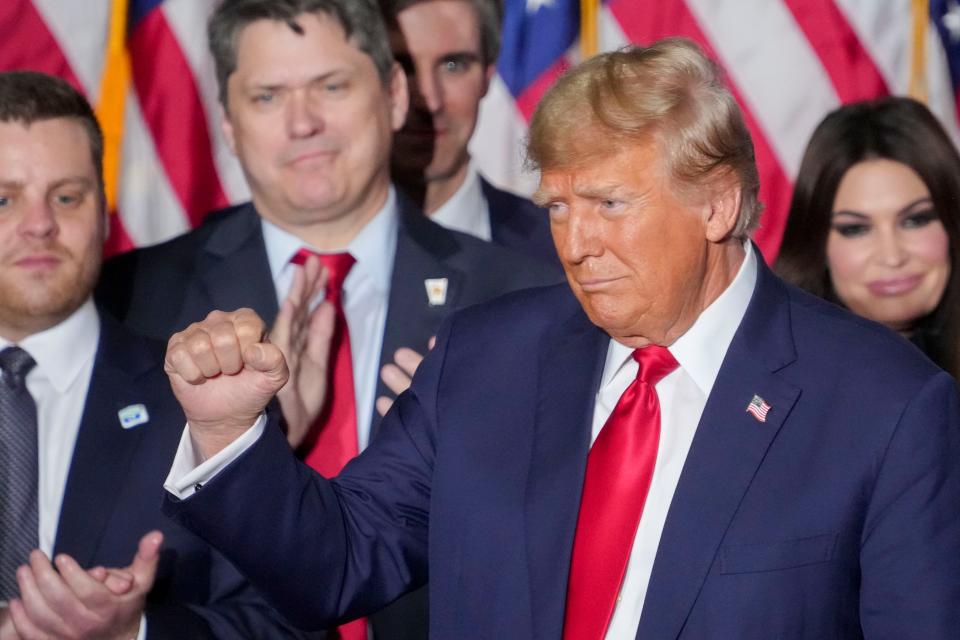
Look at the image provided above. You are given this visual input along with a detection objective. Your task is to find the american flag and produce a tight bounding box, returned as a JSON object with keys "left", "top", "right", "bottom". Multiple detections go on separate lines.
{"left": 746, "top": 394, "right": 772, "bottom": 423}
{"left": 4, "top": 0, "right": 960, "bottom": 261}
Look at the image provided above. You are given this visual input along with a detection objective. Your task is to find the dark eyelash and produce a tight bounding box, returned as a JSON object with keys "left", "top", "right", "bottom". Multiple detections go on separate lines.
{"left": 831, "top": 223, "right": 869, "bottom": 238}
{"left": 903, "top": 209, "right": 938, "bottom": 224}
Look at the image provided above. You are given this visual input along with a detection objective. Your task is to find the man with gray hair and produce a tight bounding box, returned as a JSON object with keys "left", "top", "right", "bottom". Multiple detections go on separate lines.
{"left": 160, "top": 38, "right": 960, "bottom": 638}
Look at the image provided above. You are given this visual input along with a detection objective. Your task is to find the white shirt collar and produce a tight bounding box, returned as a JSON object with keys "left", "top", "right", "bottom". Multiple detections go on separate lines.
{"left": 261, "top": 186, "right": 399, "bottom": 295}
{"left": 429, "top": 162, "right": 492, "bottom": 241}
{"left": 604, "top": 241, "right": 757, "bottom": 395}
{"left": 0, "top": 298, "right": 100, "bottom": 394}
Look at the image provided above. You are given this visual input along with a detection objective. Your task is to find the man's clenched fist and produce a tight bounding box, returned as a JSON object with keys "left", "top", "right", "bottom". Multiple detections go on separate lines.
{"left": 165, "top": 308, "right": 289, "bottom": 458}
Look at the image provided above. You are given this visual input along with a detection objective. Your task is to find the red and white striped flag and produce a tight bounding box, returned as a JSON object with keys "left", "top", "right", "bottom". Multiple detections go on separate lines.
{"left": 746, "top": 394, "right": 772, "bottom": 423}
{"left": 3, "top": 0, "right": 957, "bottom": 262}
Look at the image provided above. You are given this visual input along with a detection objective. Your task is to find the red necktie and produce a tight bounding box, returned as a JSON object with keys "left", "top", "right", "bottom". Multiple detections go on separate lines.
{"left": 291, "top": 249, "right": 359, "bottom": 478}
{"left": 562, "top": 345, "right": 678, "bottom": 640}
{"left": 292, "top": 250, "right": 367, "bottom": 640}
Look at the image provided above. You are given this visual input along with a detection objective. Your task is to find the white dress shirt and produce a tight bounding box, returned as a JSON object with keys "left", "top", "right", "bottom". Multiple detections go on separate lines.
{"left": 262, "top": 187, "right": 398, "bottom": 452}
{"left": 429, "top": 163, "right": 492, "bottom": 242}
{"left": 0, "top": 301, "right": 146, "bottom": 637}
{"left": 0, "top": 299, "right": 99, "bottom": 558}
{"left": 165, "top": 243, "right": 757, "bottom": 640}
{"left": 599, "top": 243, "right": 757, "bottom": 639}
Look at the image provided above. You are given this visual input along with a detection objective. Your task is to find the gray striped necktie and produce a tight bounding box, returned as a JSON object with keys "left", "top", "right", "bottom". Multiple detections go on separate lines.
{"left": 0, "top": 346, "right": 38, "bottom": 601}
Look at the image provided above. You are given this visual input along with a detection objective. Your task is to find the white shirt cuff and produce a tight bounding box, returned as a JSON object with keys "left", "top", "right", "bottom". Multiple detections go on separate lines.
{"left": 163, "top": 415, "right": 266, "bottom": 499}
{"left": 136, "top": 613, "right": 147, "bottom": 640}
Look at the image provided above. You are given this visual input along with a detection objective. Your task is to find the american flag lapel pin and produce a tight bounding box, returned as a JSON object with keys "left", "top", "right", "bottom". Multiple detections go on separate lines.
{"left": 746, "top": 394, "right": 771, "bottom": 423}
{"left": 425, "top": 278, "right": 448, "bottom": 307}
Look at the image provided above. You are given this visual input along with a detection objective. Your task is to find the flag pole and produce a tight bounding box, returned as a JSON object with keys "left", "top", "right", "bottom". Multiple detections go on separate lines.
{"left": 95, "top": 0, "right": 131, "bottom": 213}
{"left": 908, "top": 0, "right": 929, "bottom": 102}
{"left": 580, "top": 0, "right": 599, "bottom": 59}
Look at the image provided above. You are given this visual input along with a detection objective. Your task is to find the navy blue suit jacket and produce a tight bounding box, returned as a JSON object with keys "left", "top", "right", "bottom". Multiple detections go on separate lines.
{"left": 96, "top": 196, "right": 558, "bottom": 437}
{"left": 163, "top": 255, "right": 960, "bottom": 638}
{"left": 96, "top": 196, "right": 559, "bottom": 638}
{"left": 479, "top": 177, "right": 559, "bottom": 269}
{"left": 54, "top": 312, "right": 316, "bottom": 638}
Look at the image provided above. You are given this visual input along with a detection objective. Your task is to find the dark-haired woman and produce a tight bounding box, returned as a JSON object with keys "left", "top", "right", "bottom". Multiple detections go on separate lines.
{"left": 776, "top": 96, "right": 960, "bottom": 378}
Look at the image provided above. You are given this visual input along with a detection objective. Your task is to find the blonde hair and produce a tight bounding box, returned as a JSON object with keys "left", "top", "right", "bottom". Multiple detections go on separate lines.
{"left": 526, "top": 38, "right": 762, "bottom": 238}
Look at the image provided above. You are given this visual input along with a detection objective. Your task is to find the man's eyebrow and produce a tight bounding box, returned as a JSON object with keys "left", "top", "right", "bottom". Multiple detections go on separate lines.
{"left": 246, "top": 69, "right": 351, "bottom": 90}
{"left": 573, "top": 184, "right": 642, "bottom": 200}
{"left": 441, "top": 51, "right": 481, "bottom": 62}
{"left": 49, "top": 176, "right": 96, "bottom": 190}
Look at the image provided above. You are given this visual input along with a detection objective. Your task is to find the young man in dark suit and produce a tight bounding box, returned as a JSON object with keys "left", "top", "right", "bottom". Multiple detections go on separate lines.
{"left": 95, "top": 1, "right": 556, "bottom": 638}
{"left": 384, "top": 0, "right": 558, "bottom": 267}
{"left": 0, "top": 72, "right": 314, "bottom": 639}
{"left": 163, "top": 40, "right": 960, "bottom": 638}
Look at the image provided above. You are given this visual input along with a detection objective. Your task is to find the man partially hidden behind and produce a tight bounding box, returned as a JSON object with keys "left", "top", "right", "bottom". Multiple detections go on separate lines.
{"left": 383, "top": 0, "right": 558, "bottom": 267}
{"left": 161, "top": 39, "right": 960, "bottom": 638}
{"left": 0, "top": 72, "right": 317, "bottom": 640}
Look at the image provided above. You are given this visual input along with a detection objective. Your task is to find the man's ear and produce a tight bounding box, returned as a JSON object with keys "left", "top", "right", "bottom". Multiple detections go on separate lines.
{"left": 704, "top": 178, "right": 743, "bottom": 243}
{"left": 220, "top": 102, "right": 237, "bottom": 155}
{"left": 388, "top": 62, "right": 410, "bottom": 132}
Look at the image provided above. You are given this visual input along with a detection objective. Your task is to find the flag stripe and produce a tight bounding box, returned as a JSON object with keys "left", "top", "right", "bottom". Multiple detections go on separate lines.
{"left": 105, "top": 209, "right": 136, "bottom": 256}
{"left": 161, "top": 0, "right": 249, "bottom": 203}
{"left": 470, "top": 74, "right": 539, "bottom": 196}
{"left": 129, "top": 0, "right": 165, "bottom": 31}
{"left": 128, "top": 7, "right": 229, "bottom": 227}
{"left": 0, "top": 0, "right": 83, "bottom": 91}
{"left": 607, "top": 0, "right": 795, "bottom": 259}
{"left": 782, "top": 0, "right": 890, "bottom": 102}
{"left": 31, "top": 0, "right": 110, "bottom": 98}
{"left": 683, "top": 0, "right": 839, "bottom": 177}
{"left": 516, "top": 58, "right": 572, "bottom": 121}
{"left": 927, "top": 17, "right": 960, "bottom": 141}
{"left": 117, "top": 89, "right": 191, "bottom": 245}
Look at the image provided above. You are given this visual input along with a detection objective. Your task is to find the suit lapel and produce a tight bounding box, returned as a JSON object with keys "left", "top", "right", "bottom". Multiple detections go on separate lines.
{"left": 526, "top": 301, "right": 608, "bottom": 640}
{"left": 372, "top": 200, "right": 464, "bottom": 437}
{"left": 636, "top": 258, "right": 801, "bottom": 639}
{"left": 184, "top": 204, "right": 279, "bottom": 328}
{"left": 54, "top": 314, "right": 158, "bottom": 566}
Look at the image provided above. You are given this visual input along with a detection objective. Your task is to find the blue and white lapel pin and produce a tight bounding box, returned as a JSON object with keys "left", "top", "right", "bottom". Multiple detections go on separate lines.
{"left": 118, "top": 404, "right": 150, "bottom": 429}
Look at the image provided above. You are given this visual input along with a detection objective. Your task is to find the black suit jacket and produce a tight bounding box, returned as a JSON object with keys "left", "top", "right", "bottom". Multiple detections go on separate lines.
{"left": 52, "top": 311, "right": 317, "bottom": 638}
{"left": 479, "top": 176, "right": 560, "bottom": 269}
{"left": 95, "top": 196, "right": 560, "bottom": 638}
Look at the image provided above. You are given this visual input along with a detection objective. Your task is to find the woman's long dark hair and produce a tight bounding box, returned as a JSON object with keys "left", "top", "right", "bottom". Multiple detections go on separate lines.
{"left": 776, "top": 97, "right": 960, "bottom": 378}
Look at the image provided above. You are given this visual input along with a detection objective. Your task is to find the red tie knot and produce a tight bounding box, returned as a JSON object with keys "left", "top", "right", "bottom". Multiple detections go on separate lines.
{"left": 291, "top": 249, "right": 355, "bottom": 302}
{"left": 632, "top": 345, "right": 678, "bottom": 385}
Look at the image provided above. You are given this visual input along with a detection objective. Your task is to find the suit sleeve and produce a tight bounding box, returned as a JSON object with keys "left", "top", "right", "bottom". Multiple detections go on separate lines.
{"left": 859, "top": 371, "right": 960, "bottom": 638}
{"left": 162, "top": 318, "right": 455, "bottom": 631}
